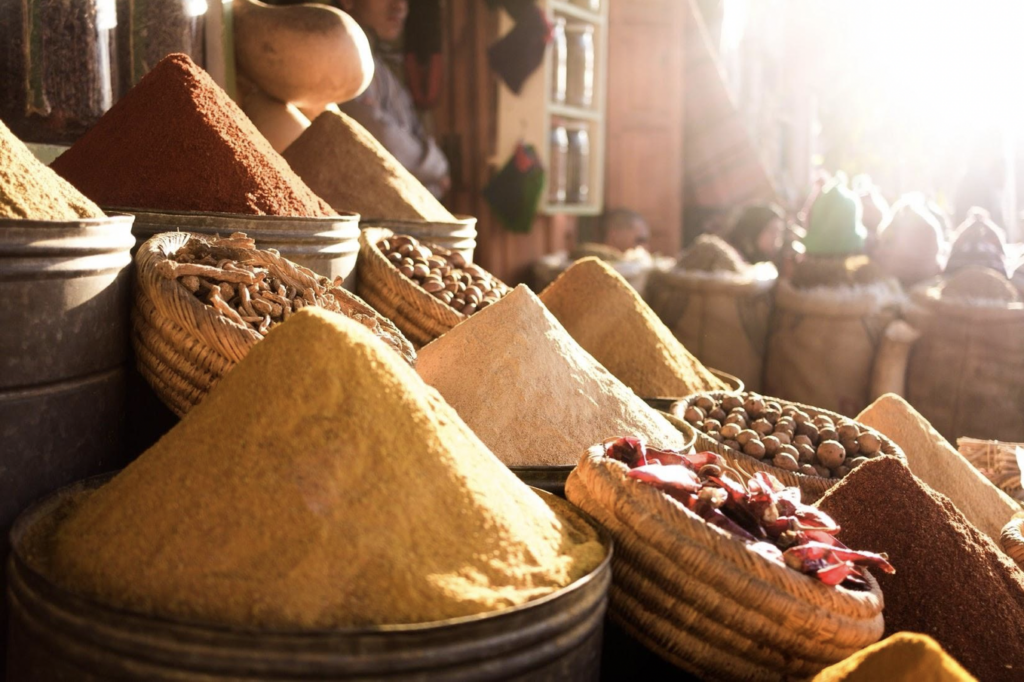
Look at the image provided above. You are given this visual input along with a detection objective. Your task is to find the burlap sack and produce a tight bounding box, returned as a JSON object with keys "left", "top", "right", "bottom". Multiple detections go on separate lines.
{"left": 904, "top": 286, "right": 1024, "bottom": 443}
{"left": 645, "top": 265, "right": 775, "bottom": 391}
{"left": 764, "top": 280, "right": 902, "bottom": 416}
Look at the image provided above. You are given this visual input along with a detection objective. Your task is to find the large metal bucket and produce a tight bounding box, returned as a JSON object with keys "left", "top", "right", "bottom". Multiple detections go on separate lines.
{"left": 0, "top": 213, "right": 135, "bottom": 669}
{"left": 120, "top": 208, "right": 362, "bottom": 289}
{"left": 6, "top": 475, "right": 612, "bottom": 681}
{"left": 360, "top": 216, "right": 478, "bottom": 263}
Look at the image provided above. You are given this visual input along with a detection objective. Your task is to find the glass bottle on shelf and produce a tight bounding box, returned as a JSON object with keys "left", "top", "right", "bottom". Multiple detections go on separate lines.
{"left": 572, "top": 0, "right": 601, "bottom": 12}
{"left": 566, "top": 123, "right": 590, "bottom": 205}
{"left": 121, "top": 0, "right": 208, "bottom": 91}
{"left": 565, "top": 23, "right": 595, "bottom": 108}
{"left": 548, "top": 123, "right": 569, "bottom": 205}
{"left": 549, "top": 17, "right": 567, "bottom": 104}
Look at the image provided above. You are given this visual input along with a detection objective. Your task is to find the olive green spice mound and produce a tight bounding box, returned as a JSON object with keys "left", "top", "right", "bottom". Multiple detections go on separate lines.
{"left": 540, "top": 257, "right": 727, "bottom": 397}
{"left": 0, "top": 118, "right": 104, "bottom": 220}
{"left": 49, "top": 307, "right": 604, "bottom": 628}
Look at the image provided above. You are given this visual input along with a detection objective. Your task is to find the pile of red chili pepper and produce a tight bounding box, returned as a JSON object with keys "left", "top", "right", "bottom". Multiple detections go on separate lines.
{"left": 603, "top": 436, "right": 895, "bottom": 590}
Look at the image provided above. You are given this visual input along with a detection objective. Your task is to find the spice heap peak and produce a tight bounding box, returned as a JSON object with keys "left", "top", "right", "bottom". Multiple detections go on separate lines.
{"left": 51, "top": 53, "right": 333, "bottom": 217}
{"left": 0, "top": 119, "right": 103, "bottom": 221}
{"left": 540, "top": 257, "right": 727, "bottom": 397}
{"left": 50, "top": 307, "right": 603, "bottom": 628}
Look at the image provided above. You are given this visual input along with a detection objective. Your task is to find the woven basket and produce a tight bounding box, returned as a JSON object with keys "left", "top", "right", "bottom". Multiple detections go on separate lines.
{"left": 957, "top": 437, "right": 1024, "bottom": 502}
{"left": 643, "top": 369, "right": 744, "bottom": 413}
{"left": 566, "top": 446, "right": 885, "bottom": 681}
{"left": 132, "top": 232, "right": 415, "bottom": 417}
{"left": 1002, "top": 515, "right": 1024, "bottom": 571}
{"left": 672, "top": 392, "right": 905, "bottom": 504}
{"left": 357, "top": 228, "right": 488, "bottom": 348}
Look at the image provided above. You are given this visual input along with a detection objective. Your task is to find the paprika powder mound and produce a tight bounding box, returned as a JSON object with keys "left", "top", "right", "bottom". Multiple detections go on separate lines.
{"left": 51, "top": 53, "right": 334, "bottom": 217}
{"left": 816, "top": 456, "right": 1024, "bottom": 681}
{"left": 539, "top": 257, "right": 727, "bottom": 397}
{"left": 812, "top": 632, "right": 976, "bottom": 682}
{"left": 283, "top": 109, "right": 455, "bottom": 222}
{"left": 47, "top": 307, "right": 604, "bottom": 628}
{"left": 415, "top": 285, "right": 687, "bottom": 466}
{"left": 0, "top": 118, "right": 104, "bottom": 220}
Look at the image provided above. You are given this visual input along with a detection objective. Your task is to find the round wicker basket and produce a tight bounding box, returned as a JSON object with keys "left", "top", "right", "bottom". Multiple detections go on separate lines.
{"left": 671, "top": 392, "right": 905, "bottom": 504}
{"left": 1002, "top": 515, "right": 1024, "bottom": 571}
{"left": 132, "top": 232, "right": 414, "bottom": 416}
{"left": 566, "top": 446, "right": 886, "bottom": 680}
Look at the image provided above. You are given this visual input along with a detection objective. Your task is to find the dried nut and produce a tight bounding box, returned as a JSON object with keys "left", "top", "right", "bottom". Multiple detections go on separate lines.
{"left": 684, "top": 406, "right": 706, "bottom": 424}
{"left": 423, "top": 280, "right": 445, "bottom": 293}
{"left": 703, "top": 419, "right": 722, "bottom": 432}
{"left": 837, "top": 423, "right": 860, "bottom": 441}
{"left": 834, "top": 465, "right": 852, "bottom": 478}
{"left": 399, "top": 264, "right": 415, "bottom": 278}
{"left": 796, "top": 443, "right": 816, "bottom": 464}
{"left": 707, "top": 431, "right": 725, "bottom": 442}
{"left": 378, "top": 239, "right": 391, "bottom": 252}
{"left": 743, "top": 397, "right": 765, "bottom": 417}
{"left": 387, "top": 252, "right": 403, "bottom": 264}
{"left": 448, "top": 252, "right": 467, "bottom": 268}
{"left": 450, "top": 299, "right": 466, "bottom": 312}
{"left": 795, "top": 421, "right": 819, "bottom": 442}
{"left": 793, "top": 411, "right": 810, "bottom": 425}
{"left": 465, "top": 285, "right": 483, "bottom": 300}
{"left": 413, "top": 264, "right": 430, "bottom": 279}
{"left": 743, "top": 440, "right": 766, "bottom": 459}
{"left": 391, "top": 235, "right": 414, "bottom": 247}
{"left": 799, "top": 464, "right": 818, "bottom": 477}
{"left": 694, "top": 396, "right": 715, "bottom": 411}
{"left": 752, "top": 418, "right": 774, "bottom": 436}
{"left": 444, "top": 280, "right": 460, "bottom": 293}
{"left": 773, "top": 431, "right": 792, "bottom": 446}
{"left": 847, "top": 456, "right": 869, "bottom": 469}
{"left": 399, "top": 243, "right": 416, "bottom": 256}
{"left": 841, "top": 438, "right": 861, "bottom": 456}
{"left": 773, "top": 452, "right": 800, "bottom": 472}
{"left": 762, "top": 409, "right": 782, "bottom": 423}
{"left": 813, "top": 464, "right": 831, "bottom": 478}
{"left": 723, "top": 439, "right": 741, "bottom": 451}
{"left": 817, "top": 440, "right": 846, "bottom": 469}
{"left": 776, "top": 416, "right": 796, "bottom": 430}
{"left": 794, "top": 434, "right": 813, "bottom": 448}
{"left": 427, "top": 256, "right": 447, "bottom": 269}
{"left": 719, "top": 423, "right": 742, "bottom": 440}
{"left": 736, "top": 429, "right": 759, "bottom": 446}
{"left": 722, "top": 395, "right": 743, "bottom": 411}
{"left": 724, "top": 413, "right": 747, "bottom": 428}
{"left": 729, "top": 406, "right": 749, "bottom": 418}
{"left": 813, "top": 415, "right": 834, "bottom": 429}
{"left": 781, "top": 405, "right": 799, "bottom": 417}
{"left": 462, "top": 303, "right": 478, "bottom": 315}
{"left": 709, "top": 407, "right": 728, "bottom": 422}
{"left": 762, "top": 435, "right": 781, "bottom": 457}
{"left": 819, "top": 427, "right": 839, "bottom": 442}
{"left": 857, "top": 432, "right": 881, "bottom": 455}
{"left": 777, "top": 444, "right": 799, "bottom": 459}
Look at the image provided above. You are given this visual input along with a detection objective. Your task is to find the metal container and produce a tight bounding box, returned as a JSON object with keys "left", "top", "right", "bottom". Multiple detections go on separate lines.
{"left": 0, "top": 213, "right": 135, "bottom": 668}
{"left": 359, "top": 216, "right": 478, "bottom": 263}
{"left": 121, "top": 208, "right": 362, "bottom": 289}
{"left": 7, "top": 475, "right": 612, "bottom": 681}
{"left": 549, "top": 123, "right": 569, "bottom": 205}
{"left": 550, "top": 18, "right": 568, "bottom": 104}
{"left": 564, "top": 24, "right": 594, "bottom": 109}
{"left": 120, "top": 0, "right": 207, "bottom": 92}
{"left": 566, "top": 123, "right": 591, "bottom": 205}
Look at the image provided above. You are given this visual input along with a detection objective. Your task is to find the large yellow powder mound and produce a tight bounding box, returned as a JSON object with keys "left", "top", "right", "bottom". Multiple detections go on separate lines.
{"left": 540, "top": 257, "right": 727, "bottom": 397}
{"left": 50, "top": 308, "right": 604, "bottom": 628}
{"left": 857, "top": 394, "right": 1020, "bottom": 544}
{"left": 813, "top": 632, "right": 976, "bottom": 682}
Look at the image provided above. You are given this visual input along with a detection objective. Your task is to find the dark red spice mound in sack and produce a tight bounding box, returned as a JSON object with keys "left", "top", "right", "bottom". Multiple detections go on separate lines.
{"left": 816, "top": 456, "right": 1024, "bottom": 681}
{"left": 51, "top": 54, "right": 333, "bottom": 217}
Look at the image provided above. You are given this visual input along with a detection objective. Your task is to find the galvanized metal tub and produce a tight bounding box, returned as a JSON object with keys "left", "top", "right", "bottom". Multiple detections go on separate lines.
{"left": 0, "top": 213, "right": 135, "bottom": 669}
{"left": 360, "top": 216, "right": 478, "bottom": 263}
{"left": 6, "top": 475, "right": 612, "bottom": 681}
{"left": 119, "top": 208, "right": 362, "bottom": 289}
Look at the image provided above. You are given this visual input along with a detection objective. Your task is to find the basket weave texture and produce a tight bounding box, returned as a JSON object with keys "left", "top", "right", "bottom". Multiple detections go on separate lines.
{"left": 565, "top": 446, "right": 885, "bottom": 681}
{"left": 132, "top": 231, "right": 414, "bottom": 416}
{"left": 1002, "top": 515, "right": 1024, "bottom": 571}
{"left": 674, "top": 392, "right": 905, "bottom": 504}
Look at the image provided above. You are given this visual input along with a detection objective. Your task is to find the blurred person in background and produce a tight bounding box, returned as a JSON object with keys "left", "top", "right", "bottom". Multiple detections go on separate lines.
{"left": 727, "top": 204, "right": 786, "bottom": 264}
{"left": 338, "top": 0, "right": 450, "bottom": 198}
{"left": 600, "top": 208, "right": 651, "bottom": 254}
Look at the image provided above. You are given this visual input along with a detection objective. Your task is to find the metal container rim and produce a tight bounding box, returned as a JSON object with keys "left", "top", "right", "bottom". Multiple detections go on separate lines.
{"left": 103, "top": 207, "right": 361, "bottom": 224}
{"left": 0, "top": 212, "right": 136, "bottom": 229}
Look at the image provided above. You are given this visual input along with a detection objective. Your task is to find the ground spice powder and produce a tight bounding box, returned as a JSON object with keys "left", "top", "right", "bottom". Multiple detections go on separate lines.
{"left": 857, "top": 394, "right": 1021, "bottom": 544}
{"left": 283, "top": 109, "right": 455, "bottom": 222}
{"left": 415, "top": 285, "right": 686, "bottom": 466}
{"left": 816, "top": 456, "right": 1024, "bottom": 681}
{"left": 540, "top": 258, "right": 727, "bottom": 397}
{"left": 0, "top": 119, "right": 103, "bottom": 220}
{"left": 51, "top": 54, "right": 333, "bottom": 217}
{"left": 812, "top": 632, "right": 976, "bottom": 682}
{"left": 49, "top": 307, "right": 604, "bottom": 628}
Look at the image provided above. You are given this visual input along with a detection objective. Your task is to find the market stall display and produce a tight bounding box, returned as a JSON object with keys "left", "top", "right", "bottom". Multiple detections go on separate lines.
{"left": 132, "top": 231, "right": 413, "bottom": 416}
{"left": 872, "top": 197, "right": 946, "bottom": 287}
{"left": 1002, "top": 515, "right": 1024, "bottom": 571}
{"left": 811, "top": 632, "right": 976, "bottom": 682}
{"left": 857, "top": 395, "right": 1021, "bottom": 544}
{"left": 356, "top": 228, "right": 509, "bottom": 346}
{"left": 646, "top": 235, "right": 776, "bottom": 391}
{"left": 532, "top": 245, "right": 671, "bottom": 295}
{"left": 539, "top": 257, "right": 727, "bottom": 397}
{"left": 957, "top": 437, "right": 1024, "bottom": 504}
{"left": 566, "top": 438, "right": 888, "bottom": 680}
{"left": 816, "top": 456, "right": 1024, "bottom": 681}
{"left": 416, "top": 285, "right": 687, "bottom": 467}
{"left": 675, "top": 391, "right": 903, "bottom": 502}
{"left": 945, "top": 208, "right": 1010, "bottom": 277}
{"left": 904, "top": 267, "right": 1024, "bottom": 443}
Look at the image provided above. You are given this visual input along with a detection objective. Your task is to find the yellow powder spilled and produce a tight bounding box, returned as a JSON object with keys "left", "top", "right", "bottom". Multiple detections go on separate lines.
{"left": 50, "top": 307, "right": 604, "bottom": 628}
{"left": 0, "top": 119, "right": 104, "bottom": 220}
{"left": 283, "top": 109, "right": 455, "bottom": 222}
{"left": 857, "top": 394, "right": 1021, "bottom": 544}
{"left": 416, "top": 285, "right": 686, "bottom": 466}
{"left": 813, "top": 632, "right": 977, "bottom": 682}
{"left": 539, "top": 257, "right": 726, "bottom": 397}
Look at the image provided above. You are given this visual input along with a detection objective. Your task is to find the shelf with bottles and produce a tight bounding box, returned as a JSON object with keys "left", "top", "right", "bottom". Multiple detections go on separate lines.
{"left": 549, "top": 0, "right": 604, "bottom": 25}
{"left": 546, "top": 116, "right": 598, "bottom": 214}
